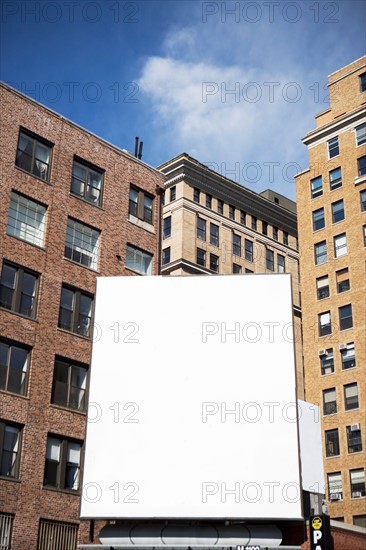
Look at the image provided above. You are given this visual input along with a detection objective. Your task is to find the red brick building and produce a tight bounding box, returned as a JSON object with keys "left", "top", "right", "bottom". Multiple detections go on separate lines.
{"left": 0, "top": 82, "right": 165, "bottom": 549}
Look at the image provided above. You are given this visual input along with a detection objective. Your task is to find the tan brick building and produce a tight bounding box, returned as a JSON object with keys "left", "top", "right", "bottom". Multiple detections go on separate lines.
{"left": 295, "top": 56, "right": 366, "bottom": 527}
{"left": 0, "top": 82, "right": 165, "bottom": 549}
{"left": 158, "top": 154, "right": 304, "bottom": 399}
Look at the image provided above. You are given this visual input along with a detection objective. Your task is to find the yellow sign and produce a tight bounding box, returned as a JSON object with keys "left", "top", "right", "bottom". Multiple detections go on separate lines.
{"left": 312, "top": 516, "right": 322, "bottom": 530}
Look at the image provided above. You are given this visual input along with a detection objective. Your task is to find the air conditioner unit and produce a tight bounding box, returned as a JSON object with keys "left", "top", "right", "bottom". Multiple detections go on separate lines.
{"left": 351, "top": 423, "right": 360, "bottom": 432}
{"left": 352, "top": 491, "right": 362, "bottom": 498}
{"left": 330, "top": 493, "right": 341, "bottom": 501}
{"left": 339, "top": 343, "right": 348, "bottom": 350}
{"left": 318, "top": 349, "right": 328, "bottom": 356}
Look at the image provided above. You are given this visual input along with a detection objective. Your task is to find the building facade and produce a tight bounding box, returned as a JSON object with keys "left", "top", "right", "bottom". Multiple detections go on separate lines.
{"left": 295, "top": 56, "right": 366, "bottom": 526}
{"left": 158, "top": 154, "right": 304, "bottom": 399}
{"left": 0, "top": 82, "right": 165, "bottom": 549}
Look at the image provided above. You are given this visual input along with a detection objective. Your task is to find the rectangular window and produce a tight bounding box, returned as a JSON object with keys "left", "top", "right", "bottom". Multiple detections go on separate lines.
{"left": 233, "top": 234, "right": 241, "bottom": 256}
{"left": 273, "top": 226, "right": 278, "bottom": 241}
{"left": 347, "top": 425, "right": 362, "bottom": 454}
{"left": 0, "top": 422, "right": 22, "bottom": 479}
{"left": 0, "top": 340, "right": 29, "bottom": 396}
{"left": 233, "top": 263, "right": 242, "bottom": 274}
{"left": 193, "top": 188, "right": 200, "bottom": 203}
{"left": 328, "top": 472, "right": 342, "bottom": 500}
{"left": 229, "top": 205, "right": 235, "bottom": 220}
{"left": 64, "top": 218, "right": 100, "bottom": 270}
{"left": 334, "top": 233, "right": 347, "bottom": 258}
{"left": 210, "top": 254, "right": 219, "bottom": 272}
{"left": 262, "top": 221, "right": 268, "bottom": 235}
{"left": 163, "top": 216, "right": 171, "bottom": 239}
{"left": 197, "top": 218, "right": 206, "bottom": 241}
{"left": 320, "top": 349, "right": 334, "bottom": 375}
{"left": 266, "top": 249, "right": 274, "bottom": 271}
{"left": 170, "top": 186, "right": 176, "bottom": 201}
{"left": 58, "top": 286, "right": 93, "bottom": 338}
{"left": 0, "top": 262, "right": 39, "bottom": 318}
{"left": 358, "top": 155, "right": 366, "bottom": 177}
{"left": 355, "top": 123, "right": 366, "bottom": 146}
{"left": 328, "top": 136, "right": 339, "bottom": 158}
{"left": 311, "top": 176, "right": 323, "bottom": 198}
{"left": 353, "top": 515, "right": 366, "bottom": 528}
{"left": 245, "top": 268, "right": 254, "bottom": 274}
{"left": 52, "top": 358, "right": 87, "bottom": 412}
{"left": 350, "top": 469, "right": 365, "bottom": 498}
{"left": 314, "top": 241, "right": 327, "bottom": 265}
{"left": 360, "top": 190, "right": 366, "bottom": 212}
{"left": 313, "top": 208, "right": 325, "bottom": 230}
{"left": 339, "top": 304, "right": 353, "bottom": 330}
{"left": 240, "top": 210, "right": 246, "bottom": 225}
{"left": 325, "top": 429, "right": 340, "bottom": 457}
{"left": 7, "top": 192, "right": 46, "bottom": 247}
{"left": 341, "top": 343, "right": 355, "bottom": 370}
{"left": 129, "top": 186, "right": 154, "bottom": 225}
{"left": 196, "top": 248, "right": 206, "bottom": 267}
{"left": 329, "top": 167, "right": 342, "bottom": 190}
{"left": 332, "top": 200, "right": 345, "bottom": 223}
{"left": 323, "top": 388, "right": 337, "bottom": 415}
{"left": 217, "top": 199, "right": 224, "bottom": 215}
{"left": 251, "top": 216, "right": 257, "bottom": 230}
{"left": 277, "top": 254, "right": 285, "bottom": 273}
{"left": 344, "top": 383, "right": 359, "bottom": 410}
{"left": 210, "top": 223, "right": 219, "bottom": 247}
{"left": 319, "top": 311, "right": 331, "bottom": 336}
{"left": 162, "top": 247, "right": 170, "bottom": 265}
{"left": 0, "top": 512, "right": 13, "bottom": 550}
{"left": 360, "top": 72, "right": 366, "bottom": 92}
{"left": 206, "top": 193, "right": 212, "bottom": 209}
{"left": 245, "top": 239, "right": 253, "bottom": 262}
{"left": 71, "top": 159, "right": 103, "bottom": 206}
{"left": 44, "top": 436, "right": 82, "bottom": 491}
{"left": 336, "top": 268, "right": 350, "bottom": 293}
{"left": 15, "top": 129, "right": 52, "bottom": 181}
{"left": 283, "top": 231, "right": 289, "bottom": 246}
{"left": 316, "top": 275, "right": 329, "bottom": 299}
{"left": 125, "top": 245, "right": 152, "bottom": 275}
{"left": 38, "top": 519, "right": 78, "bottom": 550}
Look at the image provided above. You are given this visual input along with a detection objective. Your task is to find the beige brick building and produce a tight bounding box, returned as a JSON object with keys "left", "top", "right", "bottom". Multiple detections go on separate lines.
{"left": 158, "top": 154, "right": 304, "bottom": 399}
{"left": 295, "top": 56, "right": 366, "bottom": 526}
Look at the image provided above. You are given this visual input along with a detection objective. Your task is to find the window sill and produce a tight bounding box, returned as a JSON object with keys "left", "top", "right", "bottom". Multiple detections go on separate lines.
{"left": 325, "top": 455, "right": 340, "bottom": 459}
{"left": 6, "top": 232, "right": 45, "bottom": 251}
{"left": 50, "top": 403, "right": 87, "bottom": 416}
{"left": 0, "top": 389, "right": 29, "bottom": 400}
{"left": 0, "top": 306, "right": 39, "bottom": 323}
{"left": 42, "top": 485, "right": 80, "bottom": 496}
{"left": 63, "top": 257, "right": 100, "bottom": 274}
{"left": 0, "top": 475, "right": 21, "bottom": 483}
{"left": 57, "top": 327, "right": 91, "bottom": 341}
{"left": 354, "top": 174, "right": 366, "bottom": 186}
{"left": 14, "top": 164, "right": 52, "bottom": 185}
{"left": 69, "top": 192, "right": 105, "bottom": 210}
{"left": 124, "top": 266, "right": 149, "bottom": 276}
{"left": 128, "top": 214, "right": 155, "bottom": 234}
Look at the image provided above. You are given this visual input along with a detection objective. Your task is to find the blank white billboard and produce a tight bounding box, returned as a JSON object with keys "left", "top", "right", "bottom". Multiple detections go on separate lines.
{"left": 81, "top": 274, "right": 302, "bottom": 520}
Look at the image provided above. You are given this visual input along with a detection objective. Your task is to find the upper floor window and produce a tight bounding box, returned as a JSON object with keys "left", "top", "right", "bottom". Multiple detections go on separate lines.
{"left": 251, "top": 216, "right": 257, "bottom": 230}
{"left": 129, "top": 187, "right": 154, "bottom": 225}
{"left": 240, "top": 210, "right": 246, "bottom": 225}
{"left": 245, "top": 239, "right": 253, "bottom": 262}
{"left": 325, "top": 428, "right": 340, "bottom": 457}
{"left": 0, "top": 262, "right": 39, "bottom": 318}
{"left": 233, "top": 263, "right": 242, "bottom": 274}
{"left": 344, "top": 382, "right": 359, "bottom": 410}
{"left": 347, "top": 425, "right": 362, "bottom": 454}
{"left": 360, "top": 190, "right": 366, "bottom": 212}
{"left": 329, "top": 167, "right": 342, "bottom": 190}
{"left": 319, "top": 311, "right": 331, "bottom": 336}
{"left": 125, "top": 245, "right": 152, "bottom": 275}
{"left": 210, "top": 253, "right": 219, "bottom": 273}
{"left": 355, "top": 124, "right": 366, "bottom": 146}
{"left": 196, "top": 248, "right": 206, "bottom": 267}
{"left": 51, "top": 357, "right": 87, "bottom": 412}
{"left": 71, "top": 159, "right": 103, "bottom": 206}
{"left": 193, "top": 188, "right": 200, "bottom": 203}
{"left": 197, "top": 218, "right": 206, "bottom": 241}
{"left": 206, "top": 193, "right": 212, "bottom": 209}
{"left": 320, "top": 348, "right": 334, "bottom": 375}
{"left": 273, "top": 226, "right": 278, "bottom": 241}
{"left": 162, "top": 247, "right": 171, "bottom": 265}
{"left": 64, "top": 218, "right": 100, "bottom": 270}
{"left": 210, "top": 223, "right": 219, "bottom": 247}
{"left": 316, "top": 275, "right": 329, "bottom": 300}
{"left": 334, "top": 233, "right": 347, "bottom": 258}
{"left": 0, "top": 340, "right": 29, "bottom": 396}
{"left": 328, "top": 136, "right": 339, "bottom": 159}
{"left": 358, "top": 156, "right": 366, "bottom": 177}
{"left": 170, "top": 186, "right": 176, "bottom": 202}
{"left": 163, "top": 216, "right": 171, "bottom": 239}
{"left": 277, "top": 254, "right": 285, "bottom": 273}
{"left": 332, "top": 200, "right": 345, "bottom": 223}
{"left": 218, "top": 199, "right": 224, "bottom": 215}
{"left": 336, "top": 268, "right": 350, "bottom": 293}
{"left": 360, "top": 72, "right": 366, "bottom": 92}
{"left": 266, "top": 249, "right": 274, "bottom": 271}
{"left": 328, "top": 471, "right": 342, "bottom": 500}
{"left": 229, "top": 205, "right": 235, "bottom": 220}
{"left": 262, "top": 221, "right": 268, "bottom": 236}
{"left": 341, "top": 343, "right": 355, "bottom": 369}
{"left": 233, "top": 234, "right": 241, "bottom": 256}
{"left": 0, "top": 422, "right": 22, "bottom": 479}
{"left": 7, "top": 192, "right": 46, "bottom": 248}
{"left": 339, "top": 304, "right": 353, "bottom": 330}
{"left": 313, "top": 208, "right": 325, "bottom": 231}
{"left": 44, "top": 436, "right": 82, "bottom": 492}
{"left": 323, "top": 388, "right": 336, "bottom": 415}
{"left": 350, "top": 469, "right": 365, "bottom": 498}
{"left": 314, "top": 241, "right": 327, "bottom": 265}
{"left": 58, "top": 285, "right": 93, "bottom": 338}
{"left": 311, "top": 176, "right": 323, "bottom": 198}
{"left": 283, "top": 231, "right": 289, "bottom": 245}
{"left": 15, "top": 129, "right": 52, "bottom": 181}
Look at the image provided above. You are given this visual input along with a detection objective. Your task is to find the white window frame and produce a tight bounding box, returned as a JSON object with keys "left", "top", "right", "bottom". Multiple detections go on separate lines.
{"left": 7, "top": 192, "right": 46, "bottom": 247}
{"left": 64, "top": 218, "right": 100, "bottom": 270}
{"left": 125, "top": 245, "right": 152, "bottom": 275}
{"left": 334, "top": 233, "right": 347, "bottom": 258}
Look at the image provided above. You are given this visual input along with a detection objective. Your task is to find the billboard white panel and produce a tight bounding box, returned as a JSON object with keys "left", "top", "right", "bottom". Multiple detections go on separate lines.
{"left": 298, "top": 400, "right": 325, "bottom": 494}
{"left": 81, "top": 274, "right": 302, "bottom": 519}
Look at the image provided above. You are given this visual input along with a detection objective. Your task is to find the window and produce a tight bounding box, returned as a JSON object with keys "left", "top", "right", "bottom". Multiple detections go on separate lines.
{"left": 277, "top": 254, "right": 285, "bottom": 273}
{"left": 328, "top": 136, "right": 339, "bottom": 158}
{"left": 320, "top": 349, "right": 334, "bottom": 375}
{"left": 196, "top": 249, "right": 206, "bottom": 267}
{"left": 358, "top": 155, "right": 366, "bottom": 177}
{"left": 210, "top": 224, "right": 219, "bottom": 247}
{"left": 316, "top": 276, "right": 329, "bottom": 299}
{"left": 233, "top": 264, "right": 242, "bottom": 274}
{"left": 273, "top": 226, "right": 278, "bottom": 241}
{"left": 283, "top": 231, "right": 289, "bottom": 245}
{"left": 240, "top": 210, "right": 246, "bottom": 225}
{"left": 197, "top": 218, "right": 206, "bottom": 241}
{"left": 262, "top": 221, "right": 268, "bottom": 235}
{"left": 313, "top": 208, "right": 325, "bottom": 230}
{"left": 218, "top": 199, "right": 224, "bottom": 215}
{"left": 229, "top": 205, "right": 235, "bottom": 220}
{"left": 328, "top": 472, "right": 342, "bottom": 500}
{"left": 347, "top": 425, "right": 362, "bottom": 454}
{"left": 125, "top": 245, "right": 152, "bottom": 275}
{"left": 44, "top": 436, "right": 82, "bottom": 491}
{"left": 355, "top": 123, "right": 366, "bottom": 146}
{"left": 245, "top": 268, "right": 253, "bottom": 274}
{"left": 332, "top": 200, "right": 345, "bottom": 223}
{"left": 334, "top": 233, "right": 347, "bottom": 258}
{"left": 0, "top": 262, "right": 39, "bottom": 318}
{"left": 325, "top": 429, "right": 340, "bottom": 457}
{"left": 233, "top": 234, "right": 241, "bottom": 256}
{"left": 15, "top": 129, "right": 52, "bottom": 181}
{"left": 344, "top": 383, "right": 359, "bottom": 410}
{"left": 38, "top": 519, "right": 78, "bottom": 550}
{"left": 162, "top": 247, "right": 170, "bottom": 265}
{"left": 266, "top": 249, "right": 274, "bottom": 271}
{"left": 0, "top": 512, "right": 14, "bottom": 550}
{"left": 245, "top": 239, "right": 253, "bottom": 262}
{"left": 58, "top": 286, "right": 93, "bottom": 338}
{"left": 129, "top": 187, "right": 154, "bottom": 225}
{"left": 319, "top": 311, "right": 331, "bottom": 336}
{"left": 350, "top": 469, "right": 365, "bottom": 498}
{"left": 314, "top": 241, "right": 327, "bottom": 265}
{"left": 206, "top": 193, "right": 212, "bottom": 209}
{"left": 360, "top": 190, "right": 366, "bottom": 212}
{"left": 0, "top": 341, "right": 29, "bottom": 395}
{"left": 339, "top": 304, "right": 353, "bottom": 330}
{"left": 7, "top": 192, "right": 46, "bottom": 247}
{"left": 360, "top": 72, "right": 366, "bottom": 92}
{"left": 353, "top": 515, "right": 366, "bottom": 528}
{"left": 323, "top": 388, "right": 336, "bottom": 415}
{"left": 170, "top": 186, "right": 176, "bottom": 201}
{"left": 163, "top": 216, "right": 171, "bottom": 239}
{"left": 341, "top": 343, "right": 355, "bottom": 369}
{"left": 71, "top": 159, "right": 103, "bottom": 206}
{"left": 311, "top": 176, "right": 323, "bottom": 198}
{"left": 210, "top": 254, "right": 219, "bottom": 272}
{"left": 0, "top": 422, "right": 21, "bottom": 479}
{"left": 329, "top": 167, "right": 342, "bottom": 190}
{"left": 336, "top": 268, "right": 350, "bottom": 293}
{"left": 193, "top": 188, "right": 200, "bottom": 203}
{"left": 251, "top": 216, "right": 257, "bottom": 230}
{"left": 64, "top": 219, "right": 100, "bottom": 270}
{"left": 52, "top": 358, "right": 87, "bottom": 412}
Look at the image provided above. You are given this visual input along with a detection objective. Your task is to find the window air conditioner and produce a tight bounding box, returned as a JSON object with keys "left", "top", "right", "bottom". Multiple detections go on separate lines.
{"left": 330, "top": 493, "right": 341, "bottom": 501}
{"left": 318, "top": 349, "right": 328, "bottom": 356}
{"left": 339, "top": 343, "right": 348, "bottom": 350}
{"left": 352, "top": 491, "right": 362, "bottom": 498}
{"left": 351, "top": 423, "right": 360, "bottom": 432}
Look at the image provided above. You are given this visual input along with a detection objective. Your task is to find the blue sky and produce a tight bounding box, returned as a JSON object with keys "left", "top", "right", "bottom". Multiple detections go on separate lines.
{"left": 1, "top": 0, "right": 364, "bottom": 199}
